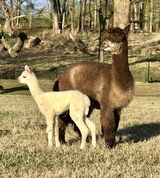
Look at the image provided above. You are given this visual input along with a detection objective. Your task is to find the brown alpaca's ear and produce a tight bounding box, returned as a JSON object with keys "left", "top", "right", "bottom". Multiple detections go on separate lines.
{"left": 123, "top": 24, "right": 130, "bottom": 35}
{"left": 25, "top": 65, "right": 31, "bottom": 73}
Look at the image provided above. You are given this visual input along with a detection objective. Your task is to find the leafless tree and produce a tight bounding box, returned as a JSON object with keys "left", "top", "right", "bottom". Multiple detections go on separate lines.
{"left": 16, "top": 0, "right": 22, "bottom": 27}
{"left": 1, "top": 0, "right": 14, "bottom": 36}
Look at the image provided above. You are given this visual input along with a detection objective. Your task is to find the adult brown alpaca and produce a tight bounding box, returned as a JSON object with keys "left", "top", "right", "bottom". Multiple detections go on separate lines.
{"left": 53, "top": 25, "right": 134, "bottom": 148}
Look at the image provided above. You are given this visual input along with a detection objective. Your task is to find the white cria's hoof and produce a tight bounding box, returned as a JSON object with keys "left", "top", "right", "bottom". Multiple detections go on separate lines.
{"left": 48, "top": 143, "right": 53, "bottom": 148}
{"left": 55, "top": 143, "right": 61, "bottom": 148}
{"left": 80, "top": 145, "right": 85, "bottom": 149}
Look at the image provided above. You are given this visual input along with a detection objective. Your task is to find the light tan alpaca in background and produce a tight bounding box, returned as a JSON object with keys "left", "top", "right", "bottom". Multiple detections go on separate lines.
{"left": 17, "top": 66, "right": 96, "bottom": 149}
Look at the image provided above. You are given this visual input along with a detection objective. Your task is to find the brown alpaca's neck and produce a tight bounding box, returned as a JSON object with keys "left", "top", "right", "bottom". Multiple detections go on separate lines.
{"left": 112, "top": 50, "right": 129, "bottom": 71}
{"left": 111, "top": 42, "right": 131, "bottom": 86}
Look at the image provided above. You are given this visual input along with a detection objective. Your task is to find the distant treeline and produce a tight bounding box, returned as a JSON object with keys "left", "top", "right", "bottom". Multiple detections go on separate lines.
{"left": 0, "top": 0, "right": 160, "bottom": 35}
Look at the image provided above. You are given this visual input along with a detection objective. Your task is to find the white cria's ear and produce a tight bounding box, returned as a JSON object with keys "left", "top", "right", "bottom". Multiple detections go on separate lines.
{"left": 25, "top": 65, "right": 31, "bottom": 73}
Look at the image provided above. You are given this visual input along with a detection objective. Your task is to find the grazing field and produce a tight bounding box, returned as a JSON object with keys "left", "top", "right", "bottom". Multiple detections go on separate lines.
{"left": 0, "top": 81, "right": 160, "bottom": 178}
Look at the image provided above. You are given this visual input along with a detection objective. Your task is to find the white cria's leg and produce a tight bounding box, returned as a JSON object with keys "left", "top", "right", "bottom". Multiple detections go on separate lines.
{"left": 85, "top": 117, "right": 96, "bottom": 148}
{"left": 69, "top": 104, "right": 89, "bottom": 149}
{"left": 71, "top": 116, "right": 89, "bottom": 149}
{"left": 54, "top": 116, "right": 61, "bottom": 147}
{"left": 46, "top": 115, "right": 54, "bottom": 147}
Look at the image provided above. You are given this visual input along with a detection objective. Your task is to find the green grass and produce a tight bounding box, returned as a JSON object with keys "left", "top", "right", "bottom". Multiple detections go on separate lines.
{"left": 0, "top": 81, "right": 160, "bottom": 177}
{"left": 130, "top": 65, "right": 160, "bottom": 82}
{"left": 135, "top": 82, "right": 160, "bottom": 96}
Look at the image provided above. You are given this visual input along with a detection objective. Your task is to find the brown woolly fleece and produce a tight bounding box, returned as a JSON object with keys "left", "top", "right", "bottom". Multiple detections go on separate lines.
{"left": 53, "top": 25, "right": 134, "bottom": 148}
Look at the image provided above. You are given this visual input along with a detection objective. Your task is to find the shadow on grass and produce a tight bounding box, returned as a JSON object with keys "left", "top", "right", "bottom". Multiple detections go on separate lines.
{"left": 117, "top": 122, "right": 160, "bottom": 143}
{"left": 0, "top": 129, "right": 11, "bottom": 137}
{"left": 69, "top": 122, "right": 160, "bottom": 145}
{"left": 0, "top": 86, "right": 28, "bottom": 94}
{"left": 148, "top": 80, "right": 160, "bottom": 83}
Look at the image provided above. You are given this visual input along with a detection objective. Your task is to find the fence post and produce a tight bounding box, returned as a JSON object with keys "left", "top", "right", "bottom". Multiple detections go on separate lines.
{"left": 99, "top": 48, "right": 104, "bottom": 63}
{"left": 147, "top": 61, "right": 150, "bottom": 82}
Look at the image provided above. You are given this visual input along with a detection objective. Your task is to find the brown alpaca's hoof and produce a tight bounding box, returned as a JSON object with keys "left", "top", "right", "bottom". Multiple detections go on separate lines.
{"left": 59, "top": 125, "right": 66, "bottom": 144}
{"left": 59, "top": 136, "right": 66, "bottom": 144}
{"left": 59, "top": 130, "right": 66, "bottom": 144}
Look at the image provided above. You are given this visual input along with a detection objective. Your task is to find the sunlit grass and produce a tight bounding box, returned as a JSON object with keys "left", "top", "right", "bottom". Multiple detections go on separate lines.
{"left": 0, "top": 82, "right": 160, "bottom": 177}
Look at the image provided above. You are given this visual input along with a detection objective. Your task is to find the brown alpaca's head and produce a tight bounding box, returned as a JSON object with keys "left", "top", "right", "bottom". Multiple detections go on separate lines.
{"left": 101, "top": 25, "right": 130, "bottom": 54}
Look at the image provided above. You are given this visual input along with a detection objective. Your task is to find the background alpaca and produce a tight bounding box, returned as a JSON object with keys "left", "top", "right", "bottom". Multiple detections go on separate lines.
{"left": 17, "top": 65, "right": 96, "bottom": 149}
{"left": 53, "top": 25, "right": 134, "bottom": 148}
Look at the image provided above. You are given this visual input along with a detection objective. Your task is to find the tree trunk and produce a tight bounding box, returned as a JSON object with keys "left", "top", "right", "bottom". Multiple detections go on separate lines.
{"left": 70, "top": 0, "right": 75, "bottom": 33}
{"left": 50, "top": 0, "right": 61, "bottom": 35}
{"left": 89, "top": 0, "right": 92, "bottom": 30}
{"left": 62, "top": 0, "right": 67, "bottom": 30}
{"left": 149, "top": 0, "right": 153, "bottom": 33}
{"left": 29, "top": 13, "right": 32, "bottom": 29}
{"left": 16, "top": 0, "right": 21, "bottom": 27}
{"left": 79, "top": 0, "right": 85, "bottom": 32}
{"left": 139, "top": 2, "right": 144, "bottom": 31}
{"left": 143, "top": 0, "right": 149, "bottom": 32}
{"left": 10, "top": 0, "right": 14, "bottom": 27}
{"left": 133, "top": 2, "right": 139, "bottom": 32}
{"left": 1, "top": 0, "right": 14, "bottom": 36}
{"left": 113, "top": 0, "right": 130, "bottom": 29}
{"left": 93, "top": 0, "right": 97, "bottom": 31}
{"left": 52, "top": 7, "right": 60, "bottom": 34}
{"left": 99, "top": 0, "right": 109, "bottom": 31}
{"left": 105, "top": 0, "right": 110, "bottom": 29}
{"left": 130, "top": 1, "right": 134, "bottom": 32}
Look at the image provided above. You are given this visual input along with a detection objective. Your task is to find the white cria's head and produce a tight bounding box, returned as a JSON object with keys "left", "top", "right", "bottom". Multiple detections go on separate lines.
{"left": 17, "top": 65, "right": 32, "bottom": 84}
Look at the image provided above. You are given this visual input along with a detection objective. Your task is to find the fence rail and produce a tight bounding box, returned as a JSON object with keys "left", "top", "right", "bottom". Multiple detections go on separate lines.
{"left": 0, "top": 55, "right": 160, "bottom": 83}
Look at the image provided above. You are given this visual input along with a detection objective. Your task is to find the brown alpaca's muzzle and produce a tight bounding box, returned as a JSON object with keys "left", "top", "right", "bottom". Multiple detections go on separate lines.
{"left": 102, "top": 41, "right": 111, "bottom": 51}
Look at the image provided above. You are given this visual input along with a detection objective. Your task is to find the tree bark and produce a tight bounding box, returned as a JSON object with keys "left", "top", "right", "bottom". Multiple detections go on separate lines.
{"left": 149, "top": 0, "right": 153, "bottom": 33}
{"left": 89, "top": 0, "right": 92, "bottom": 30}
{"left": 93, "top": 0, "right": 97, "bottom": 31}
{"left": 113, "top": 0, "right": 130, "bottom": 29}
{"left": 143, "top": 0, "right": 149, "bottom": 32}
{"left": 16, "top": 0, "right": 21, "bottom": 27}
{"left": 61, "top": 0, "right": 67, "bottom": 30}
{"left": 79, "top": 0, "right": 85, "bottom": 32}
{"left": 133, "top": 2, "right": 139, "bottom": 31}
{"left": 70, "top": 0, "right": 75, "bottom": 33}
{"left": 10, "top": 0, "right": 14, "bottom": 27}
{"left": 50, "top": 0, "right": 61, "bottom": 34}
{"left": 1, "top": 0, "right": 14, "bottom": 36}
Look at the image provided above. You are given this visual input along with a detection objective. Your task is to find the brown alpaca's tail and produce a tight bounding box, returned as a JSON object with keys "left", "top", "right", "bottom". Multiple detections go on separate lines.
{"left": 53, "top": 79, "right": 59, "bottom": 91}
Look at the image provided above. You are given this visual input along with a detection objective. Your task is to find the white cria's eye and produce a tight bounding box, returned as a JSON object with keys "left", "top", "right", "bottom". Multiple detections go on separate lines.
{"left": 23, "top": 76, "right": 26, "bottom": 78}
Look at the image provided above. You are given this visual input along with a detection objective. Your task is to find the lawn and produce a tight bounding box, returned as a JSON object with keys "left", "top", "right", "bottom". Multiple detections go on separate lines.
{"left": 0, "top": 80, "right": 160, "bottom": 178}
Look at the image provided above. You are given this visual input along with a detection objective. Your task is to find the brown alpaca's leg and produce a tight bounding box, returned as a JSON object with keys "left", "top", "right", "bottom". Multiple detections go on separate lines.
{"left": 100, "top": 108, "right": 116, "bottom": 148}
{"left": 58, "top": 117, "right": 66, "bottom": 143}
{"left": 114, "top": 109, "right": 121, "bottom": 133}
{"left": 58, "top": 107, "right": 94, "bottom": 143}
{"left": 58, "top": 112, "right": 81, "bottom": 143}
{"left": 73, "top": 124, "right": 81, "bottom": 137}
